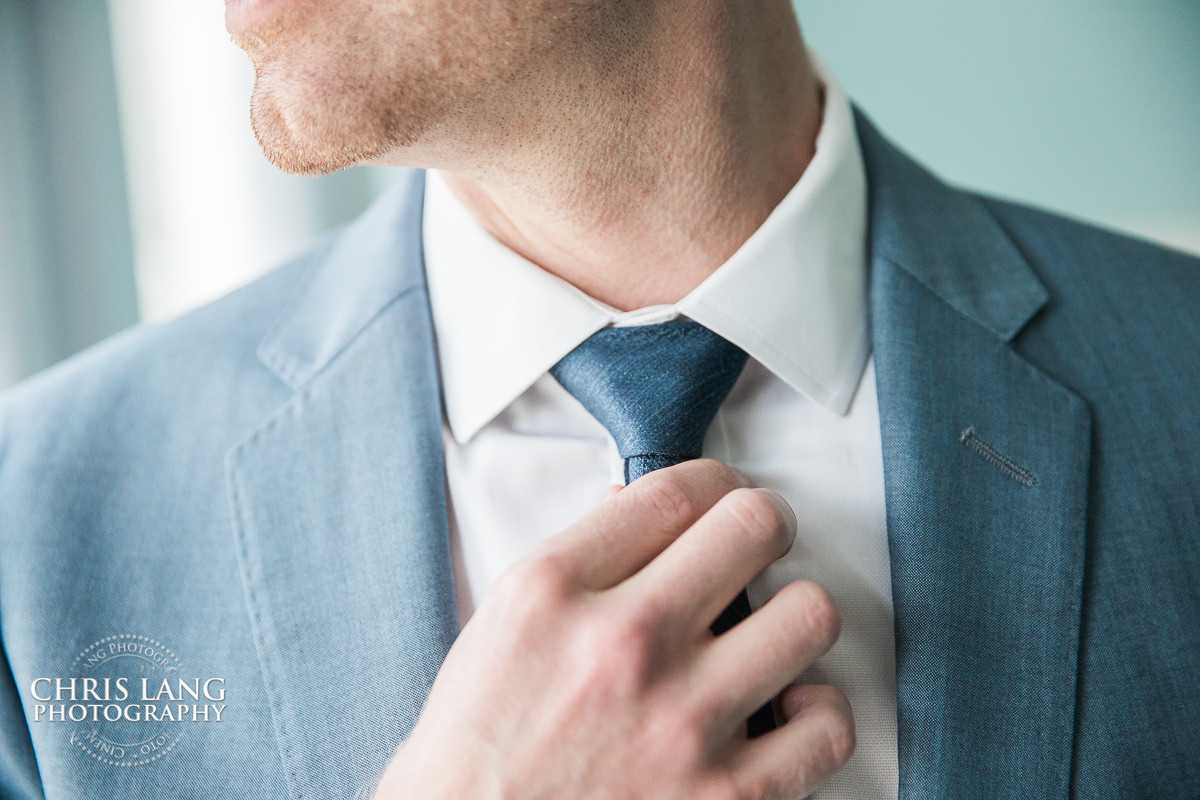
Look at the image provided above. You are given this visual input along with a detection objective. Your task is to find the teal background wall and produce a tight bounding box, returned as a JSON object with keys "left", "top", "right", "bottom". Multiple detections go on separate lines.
{"left": 0, "top": 0, "right": 139, "bottom": 388}
{"left": 795, "top": 1, "right": 1200, "bottom": 251}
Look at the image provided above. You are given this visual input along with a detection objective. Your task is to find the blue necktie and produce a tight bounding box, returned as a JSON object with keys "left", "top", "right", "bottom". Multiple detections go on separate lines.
{"left": 551, "top": 319, "right": 776, "bottom": 737}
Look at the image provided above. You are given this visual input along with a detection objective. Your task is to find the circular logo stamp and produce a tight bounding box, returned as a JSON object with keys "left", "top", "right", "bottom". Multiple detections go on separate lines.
{"left": 28, "top": 634, "right": 227, "bottom": 767}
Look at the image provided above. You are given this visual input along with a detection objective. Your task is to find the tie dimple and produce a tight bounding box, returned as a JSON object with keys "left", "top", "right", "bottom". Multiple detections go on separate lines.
{"left": 549, "top": 320, "right": 748, "bottom": 483}
{"left": 550, "top": 319, "right": 776, "bottom": 737}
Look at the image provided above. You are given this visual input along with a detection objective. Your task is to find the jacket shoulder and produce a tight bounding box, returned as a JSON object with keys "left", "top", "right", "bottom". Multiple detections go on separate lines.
{"left": 980, "top": 195, "right": 1200, "bottom": 382}
{"left": 979, "top": 194, "right": 1200, "bottom": 301}
{"left": 0, "top": 233, "right": 336, "bottom": 474}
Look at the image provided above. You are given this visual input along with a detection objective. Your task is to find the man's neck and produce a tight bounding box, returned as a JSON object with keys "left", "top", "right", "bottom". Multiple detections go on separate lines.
{"left": 425, "top": 2, "right": 822, "bottom": 311}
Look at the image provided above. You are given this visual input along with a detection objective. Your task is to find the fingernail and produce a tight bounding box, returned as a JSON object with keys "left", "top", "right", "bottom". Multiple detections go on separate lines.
{"left": 760, "top": 489, "right": 797, "bottom": 529}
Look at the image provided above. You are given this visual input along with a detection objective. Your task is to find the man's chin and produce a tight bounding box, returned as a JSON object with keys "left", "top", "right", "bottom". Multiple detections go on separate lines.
{"left": 233, "top": 10, "right": 465, "bottom": 177}
{"left": 250, "top": 106, "right": 348, "bottom": 176}
{"left": 248, "top": 81, "right": 379, "bottom": 176}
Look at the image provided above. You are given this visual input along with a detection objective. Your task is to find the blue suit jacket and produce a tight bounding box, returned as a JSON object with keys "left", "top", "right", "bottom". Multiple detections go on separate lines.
{"left": 1, "top": 113, "right": 1198, "bottom": 799}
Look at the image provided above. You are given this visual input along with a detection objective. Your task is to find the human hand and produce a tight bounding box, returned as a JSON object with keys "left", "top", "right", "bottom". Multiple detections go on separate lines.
{"left": 374, "top": 459, "right": 853, "bottom": 800}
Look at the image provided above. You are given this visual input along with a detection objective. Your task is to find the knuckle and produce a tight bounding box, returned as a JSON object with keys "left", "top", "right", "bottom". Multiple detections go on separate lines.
{"left": 611, "top": 600, "right": 660, "bottom": 649}
{"left": 491, "top": 555, "right": 569, "bottom": 619}
{"left": 724, "top": 771, "right": 769, "bottom": 800}
{"left": 515, "top": 553, "right": 568, "bottom": 594}
{"left": 635, "top": 472, "right": 696, "bottom": 529}
{"left": 721, "top": 489, "right": 794, "bottom": 556}
{"left": 687, "top": 774, "right": 732, "bottom": 800}
{"left": 574, "top": 608, "right": 656, "bottom": 688}
{"left": 827, "top": 709, "right": 857, "bottom": 767}
{"left": 815, "top": 687, "right": 857, "bottom": 767}
{"left": 642, "top": 703, "right": 708, "bottom": 768}
{"left": 791, "top": 580, "right": 841, "bottom": 647}
{"left": 796, "top": 685, "right": 856, "bottom": 768}
{"left": 690, "top": 457, "right": 747, "bottom": 490}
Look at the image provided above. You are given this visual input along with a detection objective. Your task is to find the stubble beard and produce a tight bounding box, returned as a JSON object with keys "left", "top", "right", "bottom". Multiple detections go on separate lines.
{"left": 235, "top": 11, "right": 449, "bottom": 176}
{"left": 231, "top": 0, "right": 598, "bottom": 178}
{"left": 248, "top": 63, "right": 426, "bottom": 176}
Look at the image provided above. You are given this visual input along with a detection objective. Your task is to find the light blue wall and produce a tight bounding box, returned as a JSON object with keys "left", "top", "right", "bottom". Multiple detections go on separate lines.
{"left": 795, "top": 1, "right": 1200, "bottom": 251}
{"left": 0, "top": 0, "right": 139, "bottom": 387}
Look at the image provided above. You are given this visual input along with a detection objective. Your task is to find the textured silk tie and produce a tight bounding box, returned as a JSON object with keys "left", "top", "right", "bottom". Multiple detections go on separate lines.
{"left": 550, "top": 319, "right": 777, "bottom": 737}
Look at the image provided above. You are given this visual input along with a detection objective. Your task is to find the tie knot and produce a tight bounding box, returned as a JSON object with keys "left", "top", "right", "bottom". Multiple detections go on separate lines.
{"left": 550, "top": 320, "right": 748, "bottom": 483}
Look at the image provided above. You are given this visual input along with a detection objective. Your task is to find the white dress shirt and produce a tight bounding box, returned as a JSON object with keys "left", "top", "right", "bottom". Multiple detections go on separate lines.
{"left": 422, "top": 58, "right": 899, "bottom": 800}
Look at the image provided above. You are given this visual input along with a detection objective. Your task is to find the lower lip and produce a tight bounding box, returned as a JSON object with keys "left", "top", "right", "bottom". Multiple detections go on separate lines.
{"left": 225, "top": 0, "right": 293, "bottom": 35}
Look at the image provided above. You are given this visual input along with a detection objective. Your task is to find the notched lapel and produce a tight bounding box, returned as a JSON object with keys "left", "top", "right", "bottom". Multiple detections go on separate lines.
{"left": 859, "top": 112, "right": 1091, "bottom": 798}
{"left": 226, "top": 173, "right": 458, "bottom": 800}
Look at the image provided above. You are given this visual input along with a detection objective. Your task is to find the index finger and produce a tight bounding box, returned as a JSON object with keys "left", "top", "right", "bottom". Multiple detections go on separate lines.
{"left": 533, "top": 459, "right": 750, "bottom": 590}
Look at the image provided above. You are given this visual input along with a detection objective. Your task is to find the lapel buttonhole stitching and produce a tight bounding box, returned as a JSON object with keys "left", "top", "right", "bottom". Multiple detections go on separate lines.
{"left": 959, "top": 426, "right": 1039, "bottom": 488}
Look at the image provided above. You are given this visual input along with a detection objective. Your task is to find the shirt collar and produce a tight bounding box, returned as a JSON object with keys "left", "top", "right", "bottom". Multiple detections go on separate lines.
{"left": 424, "top": 55, "right": 868, "bottom": 444}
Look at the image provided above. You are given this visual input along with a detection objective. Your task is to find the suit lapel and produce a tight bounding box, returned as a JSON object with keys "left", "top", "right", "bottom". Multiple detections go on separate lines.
{"left": 227, "top": 172, "right": 458, "bottom": 799}
{"left": 858, "top": 111, "right": 1091, "bottom": 798}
